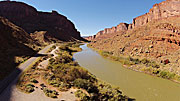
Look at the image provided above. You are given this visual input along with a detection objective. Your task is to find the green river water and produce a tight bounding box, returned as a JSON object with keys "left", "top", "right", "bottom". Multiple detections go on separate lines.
{"left": 73, "top": 44, "right": 180, "bottom": 101}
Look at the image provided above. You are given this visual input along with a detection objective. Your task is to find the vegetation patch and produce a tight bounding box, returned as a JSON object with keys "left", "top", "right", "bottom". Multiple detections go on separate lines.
{"left": 43, "top": 88, "right": 59, "bottom": 98}
{"left": 75, "top": 90, "right": 90, "bottom": 100}
{"left": 17, "top": 42, "right": 134, "bottom": 100}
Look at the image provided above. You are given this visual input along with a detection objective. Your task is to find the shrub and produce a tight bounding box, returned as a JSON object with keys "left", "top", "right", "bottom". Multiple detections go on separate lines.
{"left": 58, "top": 82, "right": 70, "bottom": 91}
{"left": 52, "top": 45, "right": 56, "bottom": 49}
{"left": 71, "top": 43, "right": 81, "bottom": 48}
{"left": 75, "top": 90, "right": 90, "bottom": 101}
{"left": 73, "top": 79, "right": 93, "bottom": 91}
{"left": 43, "top": 88, "right": 59, "bottom": 98}
{"left": 30, "top": 79, "right": 39, "bottom": 83}
{"left": 147, "top": 62, "right": 160, "bottom": 68}
{"left": 159, "top": 71, "right": 176, "bottom": 79}
{"left": 25, "top": 84, "right": 35, "bottom": 93}
{"left": 49, "top": 58, "right": 55, "bottom": 64}
{"left": 40, "top": 83, "right": 46, "bottom": 88}
{"left": 100, "top": 51, "right": 113, "bottom": 57}
{"left": 49, "top": 80, "right": 58, "bottom": 85}
{"left": 97, "top": 82, "right": 125, "bottom": 101}
{"left": 152, "top": 69, "right": 160, "bottom": 74}
{"left": 141, "top": 58, "right": 150, "bottom": 64}
{"left": 110, "top": 56, "right": 119, "bottom": 61}
{"left": 59, "top": 45, "right": 68, "bottom": 50}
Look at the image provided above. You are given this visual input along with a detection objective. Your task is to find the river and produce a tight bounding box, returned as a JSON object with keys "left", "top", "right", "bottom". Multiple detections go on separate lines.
{"left": 73, "top": 44, "right": 180, "bottom": 101}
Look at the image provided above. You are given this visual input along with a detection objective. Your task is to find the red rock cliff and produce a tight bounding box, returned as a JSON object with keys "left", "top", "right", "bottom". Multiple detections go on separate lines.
{"left": 88, "top": 0, "right": 180, "bottom": 41}
{"left": 133, "top": 0, "right": 180, "bottom": 28}
{"left": 93, "top": 23, "right": 129, "bottom": 39}
{"left": 0, "top": 1, "right": 84, "bottom": 41}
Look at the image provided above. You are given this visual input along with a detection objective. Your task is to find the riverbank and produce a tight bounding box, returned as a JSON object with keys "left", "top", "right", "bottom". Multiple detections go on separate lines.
{"left": 87, "top": 44, "right": 180, "bottom": 84}
{"left": 74, "top": 44, "right": 180, "bottom": 101}
{"left": 16, "top": 42, "right": 134, "bottom": 101}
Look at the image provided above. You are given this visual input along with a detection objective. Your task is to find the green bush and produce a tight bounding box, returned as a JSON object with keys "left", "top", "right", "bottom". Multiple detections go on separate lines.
{"left": 52, "top": 45, "right": 56, "bottom": 49}
{"left": 30, "top": 79, "right": 39, "bottom": 83}
{"left": 152, "top": 69, "right": 160, "bottom": 74}
{"left": 49, "top": 58, "right": 55, "bottom": 64}
{"left": 147, "top": 62, "right": 160, "bottom": 68}
{"left": 59, "top": 45, "right": 68, "bottom": 50}
{"left": 73, "top": 79, "right": 93, "bottom": 91}
{"left": 141, "top": 58, "right": 150, "bottom": 64}
{"left": 75, "top": 90, "right": 90, "bottom": 101}
{"left": 25, "top": 84, "right": 35, "bottom": 93}
{"left": 159, "top": 71, "right": 176, "bottom": 79}
{"left": 110, "top": 56, "right": 120, "bottom": 61}
{"left": 97, "top": 82, "right": 127, "bottom": 101}
{"left": 58, "top": 82, "right": 70, "bottom": 91}
{"left": 43, "top": 88, "right": 59, "bottom": 98}
{"left": 100, "top": 51, "right": 113, "bottom": 57}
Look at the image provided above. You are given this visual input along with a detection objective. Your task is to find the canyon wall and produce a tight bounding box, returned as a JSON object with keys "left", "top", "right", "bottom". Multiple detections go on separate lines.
{"left": 0, "top": 1, "right": 84, "bottom": 41}
{"left": 86, "top": 0, "right": 180, "bottom": 40}
{"left": 133, "top": 0, "right": 180, "bottom": 28}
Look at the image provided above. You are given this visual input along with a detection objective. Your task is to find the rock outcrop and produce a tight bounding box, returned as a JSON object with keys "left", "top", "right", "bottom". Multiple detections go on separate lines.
{"left": 0, "top": 1, "right": 84, "bottom": 41}
{"left": 87, "top": 0, "right": 180, "bottom": 41}
{"left": 30, "top": 31, "right": 50, "bottom": 44}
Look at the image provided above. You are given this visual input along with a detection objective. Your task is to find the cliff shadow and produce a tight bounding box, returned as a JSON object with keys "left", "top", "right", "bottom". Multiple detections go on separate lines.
{"left": 0, "top": 41, "right": 41, "bottom": 101}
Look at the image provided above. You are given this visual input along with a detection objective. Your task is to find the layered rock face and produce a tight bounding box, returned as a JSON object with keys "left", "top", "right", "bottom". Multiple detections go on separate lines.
{"left": 85, "top": 23, "right": 128, "bottom": 40}
{"left": 87, "top": 0, "right": 180, "bottom": 41}
{"left": 96, "top": 23, "right": 128, "bottom": 36}
{"left": 0, "top": 1, "right": 83, "bottom": 41}
{"left": 133, "top": 0, "right": 180, "bottom": 28}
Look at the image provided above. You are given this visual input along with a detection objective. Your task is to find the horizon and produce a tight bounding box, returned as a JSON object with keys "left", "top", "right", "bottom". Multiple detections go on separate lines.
{"left": 2, "top": 0, "right": 164, "bottom": 36}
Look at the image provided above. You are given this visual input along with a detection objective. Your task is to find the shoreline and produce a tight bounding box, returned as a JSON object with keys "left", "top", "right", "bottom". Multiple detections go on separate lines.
{"left": 87, "top": 44, "right": 180, "bottom": 84}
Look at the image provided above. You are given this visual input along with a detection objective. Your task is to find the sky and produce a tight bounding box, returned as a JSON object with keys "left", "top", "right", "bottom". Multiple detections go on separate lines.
{"left": 8, "top": 0, "right": 164, "bottom": 36}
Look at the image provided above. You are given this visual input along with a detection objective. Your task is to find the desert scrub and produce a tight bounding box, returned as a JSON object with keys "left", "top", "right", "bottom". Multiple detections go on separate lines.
{"left": 73, "top": 79, "right": 95, "bottom": 92}
{"left": 96, "top": 81, "right": 132, "bottom": 101}
{"left": 24, "top": 84, "right": 35, "bottom": 93}
{"left": 75, "top": 90, "right": 90, "bottom": 101}
{"left": 42, "top": 43, "right": 133, "bottom": 100}
{"left": 100, "top": 50, "right": 160, "bottom": 68}
{"left": 47, "top": 45, "right": 56, "bottom": 53}
{"left": 17, "top": 43, "right": 132, "bottom": 100}
{"left": 17, "top": 54, "right": 48, "bottom": 93}
{"left": 159, "top": 70, "right": 176, "bottom": 79}
{"left": 30, "top": 78, "right": 39, "bottom": 83}
{"left": 43, "top": 88, "right": 59, "bottom": 98}
{"left": 140, "top": 66, "right": 179, "bottom": 81}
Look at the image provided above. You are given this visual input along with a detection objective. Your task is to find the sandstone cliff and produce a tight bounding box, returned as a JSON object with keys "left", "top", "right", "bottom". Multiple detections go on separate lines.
{"left": 86, "top": 0, "right": 180, "bottom": 40}
{"left": 0, "top": 1, "right": 84, "bottom": 41}
{"left": 132, "top": 0, "right": 180, "bottom": 28}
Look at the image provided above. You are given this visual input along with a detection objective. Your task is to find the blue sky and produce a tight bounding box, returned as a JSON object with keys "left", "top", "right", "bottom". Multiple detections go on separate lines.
{"left": 12, "top": 0, "right": 164, "bottom": 36}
